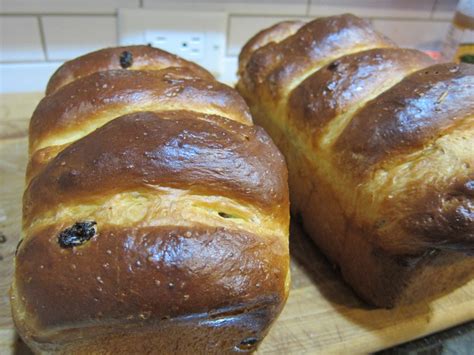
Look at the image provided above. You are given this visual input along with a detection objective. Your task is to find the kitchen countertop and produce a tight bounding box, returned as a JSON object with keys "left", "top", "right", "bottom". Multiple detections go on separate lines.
{"left": 382, "top": 321, "right": 474, "bottom": 354}
{"left": 0, "top": 93, "right": 473, "bottom": 354}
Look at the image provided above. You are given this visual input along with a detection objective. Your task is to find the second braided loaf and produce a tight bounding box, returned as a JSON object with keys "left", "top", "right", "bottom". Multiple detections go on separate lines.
{"left": 237, "top": 14, "right": 474, "bottom": 307}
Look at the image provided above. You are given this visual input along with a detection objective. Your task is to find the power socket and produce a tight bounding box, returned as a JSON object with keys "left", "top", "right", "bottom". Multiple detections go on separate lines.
{"left": 146, "top": 31, "right": 204, "bottom": 59}
{"left": 118, "top": 9, "right": 227, "bottom": 79}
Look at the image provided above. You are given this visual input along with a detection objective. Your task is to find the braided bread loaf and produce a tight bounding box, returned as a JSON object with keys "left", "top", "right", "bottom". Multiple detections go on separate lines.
{"left": 237, "top": 14, "right": 474, "bottom": 307}
{"left": 12, "top": 46, "right": 289, "bottom": 353}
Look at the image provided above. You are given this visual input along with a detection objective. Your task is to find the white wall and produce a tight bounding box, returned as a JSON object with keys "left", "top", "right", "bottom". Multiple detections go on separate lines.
{"left": 0, "top": 0, "right": 457, "bottom": 93}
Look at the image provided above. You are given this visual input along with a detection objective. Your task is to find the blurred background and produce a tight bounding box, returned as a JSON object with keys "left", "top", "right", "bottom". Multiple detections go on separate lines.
{"left": 0, "top": 0, "right": 458, "bottom": 93}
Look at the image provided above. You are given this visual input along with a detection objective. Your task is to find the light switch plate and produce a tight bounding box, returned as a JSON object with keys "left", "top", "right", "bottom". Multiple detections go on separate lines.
{"left": 118, "top": 8, "right": 227, "bottom": 79}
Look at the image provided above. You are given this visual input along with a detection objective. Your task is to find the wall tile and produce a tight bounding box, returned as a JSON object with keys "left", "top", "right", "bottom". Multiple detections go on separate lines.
{"left": 1, "top": 2, "right": 460, "bottom": 93}
{"left": 0, "top": 0, "right": 139, "bottom": 15}
{"left": 310, "top": 0, "right": 436, "bottom": 19}
{"left": 432, "top": 0, "right": 457, "bottom": 20}
{"left": 227, "top": 15, "right": 308, "bottom": 56}
{"left": 0, "top": 61, "right": 63, "bottom": 93}
{"left": 143, "top": 0, "right": 308, "bottom": 16}
{"left": 372, "top": 19, "right": 450, "bottom": 50}
{"left": 42, "top": 16, "right": 117, "bottom": 60}
{"left": 0, "top": 16, "right": 44, "bottom": 62}
{"left": 118, "top": 8, "right": 227, "bottom": 77}
{"left": 219, "top": 56, "right": 238, "bottom": 85}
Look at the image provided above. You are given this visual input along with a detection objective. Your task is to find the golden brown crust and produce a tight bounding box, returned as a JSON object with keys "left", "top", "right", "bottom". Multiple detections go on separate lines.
{"left": 336, "top": 228, "right": 474, "bottom": 307}
{"left": 15, "top": 224, "right": 287, "bottom": 333}
{"left": 238, "top": 21, "right": 305, "bottom": 77}
{"left": 241, "top": 14, "right": 395, "bottom": 100}
{"left": 14, "top": 305, "right": 282, "bottom": 354}
{"left": 24, "top": 111, "right": 288, "bottom": 227}
{"left": 399, "top": 177, "right": 474, "bottom": 255}
{"left": 336, "top": 63, "right": 474, "bottom": 174}
{"left": 288, "top": 48, "right": 434, "bottom": 136}
{"left": 237, "top": 14, "right": 474, "bottom": 307}
{"left": 30, "top": 67, "right": 252, "bottom": 154}
{"left": 46, "top": 45, "right": 213, "bottom": 95}
{"left": 26, "top": 144, "right": 66, "bottom": 184}
{"left": 297, "top": 176, "right": 474, "bottom": 307}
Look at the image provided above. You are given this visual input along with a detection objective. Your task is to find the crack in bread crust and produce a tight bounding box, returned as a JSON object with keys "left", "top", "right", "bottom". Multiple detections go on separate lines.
{"left": 25, "top": 186, "right": 287, "bottom": 242}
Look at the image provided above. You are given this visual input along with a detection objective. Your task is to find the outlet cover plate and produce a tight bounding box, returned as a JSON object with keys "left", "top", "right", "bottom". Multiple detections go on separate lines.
{"left": 118, "top": 8, "right": 227, "bottom": 79}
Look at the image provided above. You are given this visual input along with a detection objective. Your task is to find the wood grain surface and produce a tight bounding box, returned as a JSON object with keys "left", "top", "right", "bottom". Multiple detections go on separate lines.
{"left": 0, "top": 93, "right": 473, "bottom": 354}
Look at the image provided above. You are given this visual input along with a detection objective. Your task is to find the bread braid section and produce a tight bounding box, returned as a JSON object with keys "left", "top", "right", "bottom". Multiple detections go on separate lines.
{"left": 26, "top": 67, "right": 253, "bottom": 182}
{"left": 46, "top": 45, "right": 214, "bottom": 95}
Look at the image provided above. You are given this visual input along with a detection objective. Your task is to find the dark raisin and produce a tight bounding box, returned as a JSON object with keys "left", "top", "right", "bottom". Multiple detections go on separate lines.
{"left": 374, "top": 219, "right": 386, "bottom": 229}
{"left": 236, "top": 337, "right": 258, "bottom": 351}
{"left": 15, "top": 239, "right": 23, "bottom": 256}
{"left": 327, "top": 61, "right": 339, "bottom": 71}
{"left": 0, "top": 232, "right": 6, "bottom": 243}
{"left": 119, "top": 51, "right": 133, "bottom": 69}
{"left": 58, "top": 221, "right": 97, "bottom": 248}
{"left": 218, "top": 212, "right": 234, "bottom": 218}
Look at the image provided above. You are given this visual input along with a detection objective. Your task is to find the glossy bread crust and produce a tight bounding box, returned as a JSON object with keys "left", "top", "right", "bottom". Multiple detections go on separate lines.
{"left": 237, "top": 14, "right": 474, "bottom": 307}
{"left": 240, "top": 14, "right": 394, "bottom": 100}
{"left": 288, "top": 48, "right": 435, "bottom": 134}
{"left": 45, "top": 45, "right": 213, "bottom": 95}
{"left": 13, "top": 45, "right": 290, "bottom": 353}
{"left": 30, "top": 67, "right": 252, "bottom": 154}
{"left": 336, "top": 63, "right": 474, "bottom": 171}
{"left": 14, "top": 224, "right": 287, "bottom": 349}
{"left": 24, "top": 111, "right": 288, "bottom": 227}
{"left": 238, "top": 20, "right": 305, "bottom": 76}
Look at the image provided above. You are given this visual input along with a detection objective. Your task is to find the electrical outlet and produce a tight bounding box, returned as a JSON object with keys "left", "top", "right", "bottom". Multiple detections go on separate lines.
{"left": 118, "top": 9, "right": 227, "bottom": 79}
{"left": 145, "top": 31, "right": 205, "bottom": 59}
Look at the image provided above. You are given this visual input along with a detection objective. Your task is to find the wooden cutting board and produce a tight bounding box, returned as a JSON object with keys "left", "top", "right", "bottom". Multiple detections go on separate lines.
{"left": 0, "top": 93, "right": 473, "bottom": 354}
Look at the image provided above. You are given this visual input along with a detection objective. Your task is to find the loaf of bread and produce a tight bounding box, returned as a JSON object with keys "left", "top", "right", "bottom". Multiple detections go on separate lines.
{"left": 237, "top": 14, "right": 474, "bottom": 307}
{"left": 12, "top": 46, "right": 290, "bottom": 353}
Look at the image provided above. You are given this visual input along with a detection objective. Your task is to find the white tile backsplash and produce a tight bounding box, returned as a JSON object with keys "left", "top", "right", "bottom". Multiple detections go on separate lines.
{"left": 372, "top": 19, "right": 450, "bottom": 50}
{"left": 310, "top": 0, "right": 436, "bottom": 19}
{"left": 228, "top": 15, "right": 308, "bottom": 56}
{"left": 42, "top": 16, "right": 117, "bottom": 60}
{"left": 220, "top": 56, "right": 239, "bottom": 85}
{"left": 0, "top": 1, "right": 459, "bottom": 93}
{"left": 0, "top": 16, "right": 44, "bottom": 62}
{"left": 118, "top": 9, "right": 227, "bottom": 77}
{"left": 0, "top": 61, "right": 63, "bottom": 93}
{"left": 143, "top": 0, "right": 308, "bottom": 16}
{"left": 0, "top": 0, "right": 139, "bottom": 15}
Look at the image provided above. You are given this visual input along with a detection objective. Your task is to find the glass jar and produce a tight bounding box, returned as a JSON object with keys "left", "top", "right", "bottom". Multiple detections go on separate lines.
{"left": 441, "top": 0, "right": 474, "bottom": 63}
